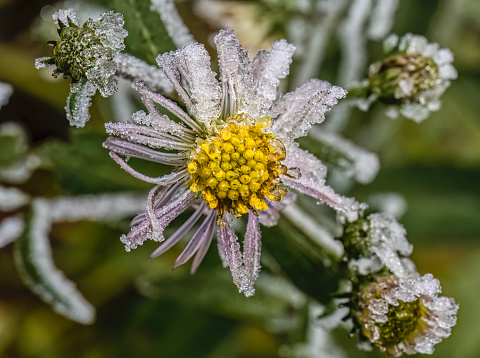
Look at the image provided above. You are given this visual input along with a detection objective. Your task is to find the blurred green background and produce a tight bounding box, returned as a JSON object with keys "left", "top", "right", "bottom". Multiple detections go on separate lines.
{"left": 0, "top": 0, "right": 479, "bottom": 357}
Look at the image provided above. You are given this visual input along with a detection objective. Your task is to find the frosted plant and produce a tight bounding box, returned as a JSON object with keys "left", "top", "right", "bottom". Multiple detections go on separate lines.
{"left": 104, "top": 30, "right": 363, "bottom": 297}
{"left": 342, "top": 213, "right": 414, "bottom": 277}
{"left": 349, "top": 33, "right": 458, "bottom": 122}
{"left": 35, "top": 9, "right": 128, "bottom": 127}
{"left": 150, "top": 0, "right": 194, "bottom": 48}
{"left": 0, "top": 82, "right": 13, "bottom": 109}
{"left": 354, "top": 274, "right": 458, "bottom": 356}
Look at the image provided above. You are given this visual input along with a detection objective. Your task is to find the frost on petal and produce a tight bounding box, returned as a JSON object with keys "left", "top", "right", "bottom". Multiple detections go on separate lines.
{"left": 0, "top": 215, "right": 25, "bottom": 248}
{"left": 217, "top": 223, "right": 248, "bottom": 294}
{"left": 214, "top": 29, "right": 256, "bottom": 116}
{"left": 281, "top": 175, "right": 363, "bottom": 223}
{"left": 156, "top": 43, "right": 221, "bottom": 128}
{"left": 270, "top": 79, "right": 347, "bottom": 141}
{"left": 52, "top": 8, "right": 79, "bottom": 27}
{"left": 65, "top": 80, "right": 97, "bottom": 128}
{"left": 0, "top": 82, "right": 13, "bottom": 109}
{"left": 13, "top": 199, "right": 95, "bottom": 324}
{"left": 243, "top": 213, "right": 262, "bottom": 297}
{"left": 150, "top": 0, "right": 194, "bottom": 48}
{"left": 284, "top": 143, "right": 328, "bottom": 183}
{"left": 251, "top": 39, "right": 295, "bottom": 115}
{"left": 309, "top": 128, "right": 380, "bottom": 184}
{"left": 105, "top": 122, "right": 193, "bottom": 151}
{"left": 122, "top": 190, "right": 195, "bottom": 251}
{"left": 114, "top": 53, "right": 174, "bottom": 93}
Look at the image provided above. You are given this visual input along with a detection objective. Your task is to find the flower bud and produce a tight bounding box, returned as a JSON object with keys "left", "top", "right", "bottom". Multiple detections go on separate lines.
{"left": 355, "top": 274, "right": 458, "bottom": 356}
{"left": 35, "top": 9, "right": 127, "bottom": 98}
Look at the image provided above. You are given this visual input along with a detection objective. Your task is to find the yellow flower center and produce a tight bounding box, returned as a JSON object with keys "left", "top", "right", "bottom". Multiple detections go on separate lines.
{"left": 187, "top": 114, "right": 290, "bottom": 226}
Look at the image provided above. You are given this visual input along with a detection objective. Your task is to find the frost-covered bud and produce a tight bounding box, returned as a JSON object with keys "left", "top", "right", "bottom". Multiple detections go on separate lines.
{"left": 368, "top": 33, "right": 457, "bottom": 122}
{"left": 342, "top": 213, "right": 414, "bottom": 277}
{"left": 355, "top": 274, "right": 458, "bottom": 356}
{"left": 35, "top": 9, "right": 127, "bottom": 97}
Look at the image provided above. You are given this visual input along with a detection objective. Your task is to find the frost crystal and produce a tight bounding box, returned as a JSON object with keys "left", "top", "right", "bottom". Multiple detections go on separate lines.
{"left": 105, "top": 30, "right": 355, "bottom": 296}
{"left": 367, "top": 0, "right": 399, "bottom": 40}
{"left": 0, "top": 186, "right": 30, "bottom": 211}
{"left": 357, "top": 274, "right": 459, "bottom": 356}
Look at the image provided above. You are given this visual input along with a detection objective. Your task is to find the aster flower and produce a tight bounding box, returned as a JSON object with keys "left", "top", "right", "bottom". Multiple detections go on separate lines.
{"left": 35, "top": 9, "right": 128, "bottom": 127}
{"left": 355, "top": 274, "right": 458, "bottom": 356}
{"left": 349, "top": 33, "right": 457, "bottom": 122}
{"left": 104, "top": 30, "right": 361, "bottom": 296}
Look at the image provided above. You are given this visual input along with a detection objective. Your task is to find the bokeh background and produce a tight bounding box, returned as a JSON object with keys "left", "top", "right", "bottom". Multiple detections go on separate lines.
{"left": 0, "top": 0, "right": 479, "bottom": 357}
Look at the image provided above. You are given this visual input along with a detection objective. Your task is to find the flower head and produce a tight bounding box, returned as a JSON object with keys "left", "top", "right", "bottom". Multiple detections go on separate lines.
{"left": 104, "top": 30, "right": 360, "bottom": 296}
{"left": 35, "top": 9, "right": 127, "bottom": 98}
{"left": 368, "top": 33, "right": 457, "bottom": 122}
{"left": 355, "top": 274, "right": 458, "bottom": 356}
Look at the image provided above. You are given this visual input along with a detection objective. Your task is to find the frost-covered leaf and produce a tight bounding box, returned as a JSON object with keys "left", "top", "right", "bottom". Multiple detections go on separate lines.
{"left": 65, "top": 79, "right": 97, "bottom": 128}
{"left": 109, "top": 0, "right": 176, "bottom": 65}
{"left": 14, "top": 200, "right": 96, "bottom": 325}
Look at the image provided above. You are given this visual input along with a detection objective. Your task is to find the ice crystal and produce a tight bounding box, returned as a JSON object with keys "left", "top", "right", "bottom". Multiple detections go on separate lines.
{"left": 357, "top": 274, "right": 458, "bottom": 356}
{"left": 105, "top": 30, "right": 357, "bottom": 296}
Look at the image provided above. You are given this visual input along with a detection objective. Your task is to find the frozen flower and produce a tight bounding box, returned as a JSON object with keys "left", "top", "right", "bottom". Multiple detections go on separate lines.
{"left": 355, "top": 274, "right": 458, "bottom": 356}
{"left": 367, "top": 33, "right": 457, "bottom": 122}
{"left": 35, "top": 9, "right": 127, "bottom": 127}
{"left": 104, "top": 30, "right": 361, "bottom": 296}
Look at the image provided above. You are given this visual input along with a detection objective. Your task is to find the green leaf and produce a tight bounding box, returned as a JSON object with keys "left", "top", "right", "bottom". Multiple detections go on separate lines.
{"left": 13, "top": 200, "right": 95, "bottom": 325}
{"left": 109, "top": 0, "right": 177, "bottom": 65}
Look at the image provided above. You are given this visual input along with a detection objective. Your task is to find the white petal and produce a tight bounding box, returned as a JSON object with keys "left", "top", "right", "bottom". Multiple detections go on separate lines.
{"left": 217, "top": 222, "right": 248, "bottom": 294}
{"left": 281, "top": 175, "right": 363, "bottom": 223}
{"left": 243, "top": 213, "right": 262, "bottom": 297}
{"left": 214, "top": 29, "right": 256, "bottom": 116}
{"left": 156, "top": 43, "right": 221, "bottom": 128}
{"left": 251, "top": 39, "right": 295, "bottom": 115}
{"left": 270, "top": 79, "right": 347, "bottom": 140}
